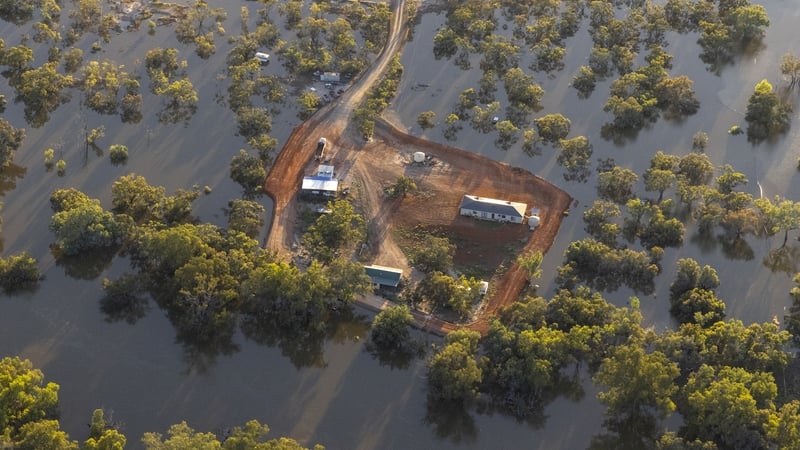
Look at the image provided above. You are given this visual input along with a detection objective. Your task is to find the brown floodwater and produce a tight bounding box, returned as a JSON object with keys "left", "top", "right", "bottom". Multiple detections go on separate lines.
{"left": 1, "top": 1, "right": 799, "bottom": 448}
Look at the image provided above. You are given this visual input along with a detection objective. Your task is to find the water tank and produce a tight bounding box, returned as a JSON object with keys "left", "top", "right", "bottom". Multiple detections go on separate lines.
{"left": 529, "top": 215, "right": 541, "bottom": 230}
{"left": 413, "top": 151, "right": 425, "bottom": 163}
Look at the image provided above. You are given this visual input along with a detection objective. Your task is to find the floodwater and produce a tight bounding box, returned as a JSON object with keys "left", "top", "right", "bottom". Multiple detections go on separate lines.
{"left": 0, "top": 0, "right": 798, "bottom": 449}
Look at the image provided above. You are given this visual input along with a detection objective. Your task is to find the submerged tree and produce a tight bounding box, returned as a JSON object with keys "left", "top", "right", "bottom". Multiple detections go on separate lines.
{"left": 744, "top": 79, "right": 792, "bottom": 144}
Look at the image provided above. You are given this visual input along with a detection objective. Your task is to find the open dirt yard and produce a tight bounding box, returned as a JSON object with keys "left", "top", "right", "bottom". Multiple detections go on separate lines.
{"left": 263, "top": 117, "right": 572, "bottom": 334}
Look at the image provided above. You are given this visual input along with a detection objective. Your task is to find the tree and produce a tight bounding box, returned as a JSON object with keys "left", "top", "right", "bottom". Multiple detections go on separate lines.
{"left": 655, "top": 75, "right": 699, "bottom": 117}
{"left": 225, "top": 199, "right": 264, "bottom": 238}
{"left": 595, "top": 344, "right": 679, "bottom": 426}
{"left": 681, "top": 365, "right": 776, "bottom": 449}
{"left": 572, "top": 65, "right": 596, "bottom": 98}
{"left": 771, "top": 400, "right": 800, "bottom": 450}
{"left": 754, "top": 196, "right": 800, "bottom": 247}
{"left": 557, "top": 136, "right": 593, "bottom": 182}
{"left": 517, "top": 250, "right": 543, "bottom": 280}
{"left": 0, "top": 118, "right": 25, "bottom": 168}
{"left": 83, "top": 409, "right": 126, "bottom": 450}
{"left": 597, "top": 166, "right": 638, "bottom": 204}
{"left": 408, "top": 234, "right": 454, "bottom": 273}
{"left": 780, "top": 52, "right": 800, "bottom": 88}
{"left": 0, "top": 357, "right": 59, "bottom": 433}
{"left": 236, "top": 107, "right": 272, "bottom": 139}
{"left": 427, "top": 330, "right": 482, "bottom": 403}
{"left": 0, "top": 252, "right": 41, "bottom": 293}
{"left": 141, "top": 421, "right": 222, "bottom": 450}
{"left": 13, "top": 62, "right": 73, "bottom": 128}
{"left": 534, "top": 113, "right": 571, "bottom": 143}
{"left": 325, "top": 259, "right": 372, "bottom": 305}
{"left": 416, "top": 111, "right": 436, "bottom": 129}
{"left": 495, "top": 120, "right": 519, "bottom": 150}
{"left": 297, "top": 91, "right": 321, "bottom": 120}
{"left": 583, "top": 200, "right": 621, "bottom": 246}
{"left": 387, "top": 175, "right": 417, "bottom": 198}
{"left": 108, "top": 144, "right": 128, "bottom": 165}
{"left": 371, "top": 305, "right": 414, "bottom": 351}
{"left": 744, "top": 79, "right": 792, "bottom": 144}
{"left": 725, "top": 4, "right": 770, "bottom": 42}
{"left": 302, "top": 199, "right": 365, "bottom": 263}
{"left": 229, "top": 149, "right": 266, "bottom": 199}
{"left": 15, "top": 420, "right": 77, "bottom": 450}
{"left": 49, "top": 189, "right": 123, "bottom": 256}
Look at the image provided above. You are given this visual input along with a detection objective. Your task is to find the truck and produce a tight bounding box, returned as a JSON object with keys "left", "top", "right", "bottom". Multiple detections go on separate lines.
{"left": 315, "top": 137, "right": 327, "bottom": 161}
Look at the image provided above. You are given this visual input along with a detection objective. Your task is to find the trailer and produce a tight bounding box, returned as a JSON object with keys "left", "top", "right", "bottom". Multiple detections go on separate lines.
{"left": 315, "top": 137, "right": 327, "bottom": 161}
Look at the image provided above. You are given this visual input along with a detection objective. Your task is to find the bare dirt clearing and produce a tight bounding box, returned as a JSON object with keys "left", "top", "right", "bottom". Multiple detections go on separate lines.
{"left": 263, "top": 117, "right": 572, "bottom": 334}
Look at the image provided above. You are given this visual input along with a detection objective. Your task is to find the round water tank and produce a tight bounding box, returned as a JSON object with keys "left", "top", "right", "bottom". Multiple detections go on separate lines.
{"left": 413, "top": 151, "right": 425, "bottom": 163}
{"left": 529, "top": 215, "right": 541, "bottom": 229}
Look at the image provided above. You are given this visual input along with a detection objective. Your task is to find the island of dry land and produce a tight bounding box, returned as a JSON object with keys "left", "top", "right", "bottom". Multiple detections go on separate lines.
{"left": 263, "top": 115, "right": 572, "bottom": 335}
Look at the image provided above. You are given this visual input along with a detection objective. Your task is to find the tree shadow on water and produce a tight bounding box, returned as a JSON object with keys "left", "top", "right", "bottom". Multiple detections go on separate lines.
{"left": 98, "top": 273, "right": 151, "bottom": 324}
{"left": 588, "top": 413, "right": 660, "bottom": 450}
{"left": 0, "top": 163, "right": 26, "bottom": 195}
{"left": 763, "top": 245, "right": 800, "bottom": 275}
{"left": 175, "top": 315, "right": 240, "bottom": 375}
{"left": 240, "top": 307, "right": 369, "bottom": 369}
{"left": 424, "top": 399, "right": 479, "bottom": 445}
{"left": 365, "top": 340, "right": 425, "bottom": 370}
{"left": 52, "top": 246, "right": 117, "bottom": 280}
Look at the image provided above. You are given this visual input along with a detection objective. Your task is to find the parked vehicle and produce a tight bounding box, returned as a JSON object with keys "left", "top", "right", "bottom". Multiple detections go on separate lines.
{"left": 315, "top": 137, "right": 327, "bottom": 161}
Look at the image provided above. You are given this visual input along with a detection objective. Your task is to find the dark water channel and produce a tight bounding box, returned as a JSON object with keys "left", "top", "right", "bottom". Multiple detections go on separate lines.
{"left": 0, "top": 1, "right": 799, "bottom": 448}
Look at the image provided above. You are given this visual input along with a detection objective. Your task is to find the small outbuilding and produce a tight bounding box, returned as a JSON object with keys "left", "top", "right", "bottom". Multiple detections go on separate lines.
{"left": 320, "top": 72, "right": 340, "bottom": 82}
{"left": 364, "top": 264, "right": 403, "bottom": 289}
{"left": 255, "top": 52, "right": 270, "bottom": 63}
{"left": 301, "top": 176, "right": 339, "bottom": 197}
{"left": 459, "top": 195, "right": 527, "bottom": 224}
{"left": 413, "top": 151, "right": 426, "bottom": 163}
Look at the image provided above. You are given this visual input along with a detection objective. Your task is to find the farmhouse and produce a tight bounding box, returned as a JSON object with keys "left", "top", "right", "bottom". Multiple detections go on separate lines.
{"left": 364, "top": 264, "right": 403, "bottom": 289}
{"left": 459, "top": 194, "right": 527, "bottom": 224}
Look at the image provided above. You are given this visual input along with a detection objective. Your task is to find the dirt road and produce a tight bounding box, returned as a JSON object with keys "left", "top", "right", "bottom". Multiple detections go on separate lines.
{"left": 262, "top": 0, "right": 572, "bottom": 335}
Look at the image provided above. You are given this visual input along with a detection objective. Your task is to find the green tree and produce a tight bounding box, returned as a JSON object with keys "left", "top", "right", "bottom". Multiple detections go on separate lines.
{"left": 226, "top": 199, "right": 264, "bottom": 238}
{"left": 754, "top": 196, "right": 800, "bottom": 247}
{"left": 236, "top": 107, "right": 272, "bottom": 139}
{"left": 13, "top": 62, "right": 73, "bottom": 128}
{"left": 725, "top": 4, "right": 770, "bottom": 42}
{"left": 0, "top": 356, "right": 60, "bottom": 437}
{"left": 534, "top": 113, "right": 571, "bottom": 144}
{"left": 387, "top": 175, "right": 417, "bottom": 198}
{"left": 408, "top": 234, "right": 454, "bottom": 273}
{"left": 595, "top": 344, "right": 679, "bottom": 426}
{"left": 681, "top": 365, "right": 776, "bottom": 449}
{"left": 302, "top": 199, "right": 365, "bottom": 263}
{"left": 597, "top": 166, "right": 638, "bottom": 204}
{"left": 141, "top": 421, "right": 221, "bottom": 450}
{"left": 229, "top": 149, "right": 266, "bottom": 199}
{"left": 0, "top": 252, "right": 41, "bottom": 293}
{"left": 517, "top": 250, "right": 543, "bottom": 280}
{"left": 108, "top": 144, "right": 128, "bottom": 165}
{"left": 49, "top": 189, "right": 123, "bottom": 256}
{"left": 745, "top": 79, "right": 792, "bottom": 144}
{"left": 557, "top": 135, "right": 593, "bottom": 182}
{"left": 325, "top": 259, "right": 372, "bottom": 305}
{"left": 15, "top": 420, "right": 77, "bottom": 450}
{"left": 583, "top": 201, "right": 621, "bottom": 246}
{"left": 297, "top": 91, "right": 321, "bottom": 120}
{"left": 371, "top": 305, "right": 414, "bottom": 351}
{"left": 416, "top": 111, "right": 436, "bottom": 129}
{"left": 572, "top": 65, "right": 596, "bottom": 98}
{"left": 427, "top": 330, "right": 482, "bottom": 403}
{"left": 0, "top": 118, "right": 25, "bottom": 168}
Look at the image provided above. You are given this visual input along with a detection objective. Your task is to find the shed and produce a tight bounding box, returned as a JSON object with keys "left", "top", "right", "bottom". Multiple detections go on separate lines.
{"left": 301, "top": 176, "right": 339, "bottom": 197}
{"left": 459, "top": 195, "right": 527, "bottom": 224}
{"left": 320, "top": 72, "right": 341, "bottom": 82}
{"left": 364, "top": 264, "right": 403, "bottom": 289}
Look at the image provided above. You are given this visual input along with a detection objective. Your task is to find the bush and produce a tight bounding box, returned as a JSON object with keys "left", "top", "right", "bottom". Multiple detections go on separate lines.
{"left": 0, "top": 252, "right": 41, "bottom": 292}
{"left": 109, "top": 144, "right": 128, "bottom": 165}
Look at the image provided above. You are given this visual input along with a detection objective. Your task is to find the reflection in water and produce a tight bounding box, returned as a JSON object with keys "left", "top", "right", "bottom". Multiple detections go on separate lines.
{"left": 0, "top": 163, "right": 26, "bottom": 195}
{"left": 365, "top": 339, "right": 425, "bottom": 370}
{"left": 175, "top": 316, "right": 240, "bottom": 375}
{"left": 424, "top": 399, "right": 479, "bottom": 444}
{"left": 588, "top": 413, "right": 659, "bottom": 450}
{"left": 52, "top": 245, "right": 118, "bottom": 280}
{"left": 719, "top": 235, "right": 755, "bottom": 261}
{"left": 763, "top": 245, "right": 800, "bottom": 275}
{"left": 98, "top": 273, "right": 151, "bottom": 324}
{"left": 240, "top": 307, "right": 370, "bottom": 369}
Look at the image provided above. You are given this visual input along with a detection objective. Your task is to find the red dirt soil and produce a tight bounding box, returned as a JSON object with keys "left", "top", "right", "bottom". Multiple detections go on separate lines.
{"left": 263, "top": 117, "right": 572, "bottom": 335}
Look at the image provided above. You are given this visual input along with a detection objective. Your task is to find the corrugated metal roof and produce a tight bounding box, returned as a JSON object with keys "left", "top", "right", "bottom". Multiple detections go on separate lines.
{"left": 302, "top": 176, "right": 339, "bottom": 192}
{"left": 364, "top": 264, "right": 403, "bottom": 287}
{"left": 459, "top": 195, "right": 526, "bottom": 218}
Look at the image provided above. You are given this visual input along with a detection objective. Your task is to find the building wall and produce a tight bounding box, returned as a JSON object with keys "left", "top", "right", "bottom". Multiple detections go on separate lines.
{"left": 459, "top": 208, "right": 523, "bottom": 224}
